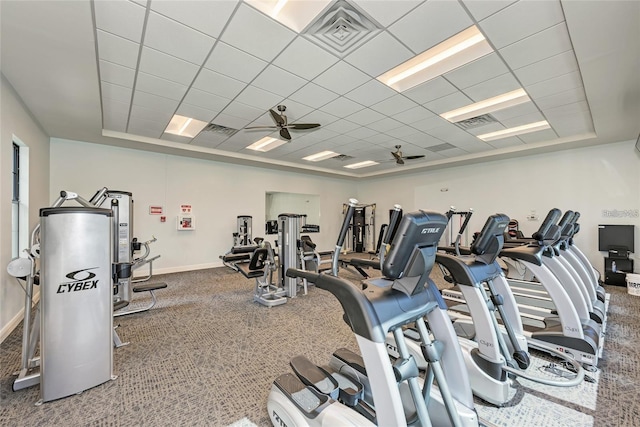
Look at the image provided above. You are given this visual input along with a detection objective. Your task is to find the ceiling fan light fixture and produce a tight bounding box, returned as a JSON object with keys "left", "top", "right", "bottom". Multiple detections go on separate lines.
{"left": 344, "top": 160, "right": 379, "bottom": 169}
{"left": 441, "top": 89, "right": 530, "bottom": 123}
{"left": 246, "top": 136, "right": 287, "bottom": 152}
{"left": 303, "top": 150, "right": 339, "bottom": 161}
{"left": 165, "top": 114, "right": 208, "bottom": 138}
{"left": 378, "top": 26, "right": 493, "bottom": 92}
{"left": 477, "top": 120, "right": 551, "bottom": 141}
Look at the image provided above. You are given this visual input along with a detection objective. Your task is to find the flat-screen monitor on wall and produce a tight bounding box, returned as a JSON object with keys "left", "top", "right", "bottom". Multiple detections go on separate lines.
{"left": 598, "top": 224, "right": 635, "bottom": 253}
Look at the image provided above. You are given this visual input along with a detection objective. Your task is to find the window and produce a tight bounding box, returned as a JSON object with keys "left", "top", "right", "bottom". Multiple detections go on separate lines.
{"left": 11, "top": 139, "right": 29, "bottom": 259}
{"left": 12, "top": 143, "right": 20, "bottom": 257}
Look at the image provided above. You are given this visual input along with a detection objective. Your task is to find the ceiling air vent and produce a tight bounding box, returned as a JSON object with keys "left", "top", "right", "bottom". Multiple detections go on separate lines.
{"left": 427, "top": 143, "right": 456, "bottom": 152}
{"left": 453, "top": 114, "right": 497, "bottom": 130}
{"left": 302, "top": 0, "right": 383, "bottom": 57}
{"left": 333, "top": 154, "right": 354, "bottom": 161}
{"left": 203, "top": 123, "right": 238, "bottom": 137}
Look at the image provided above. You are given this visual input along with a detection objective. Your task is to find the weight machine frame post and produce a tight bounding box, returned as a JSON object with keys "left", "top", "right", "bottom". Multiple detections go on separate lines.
{"left": 342, "top": 202, "right": 376, "bottom": 253}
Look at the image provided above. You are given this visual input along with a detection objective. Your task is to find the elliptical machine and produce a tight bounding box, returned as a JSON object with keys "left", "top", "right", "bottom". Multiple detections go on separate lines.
{"left": 267, "top": 199, "right": 479, "bottom": 427}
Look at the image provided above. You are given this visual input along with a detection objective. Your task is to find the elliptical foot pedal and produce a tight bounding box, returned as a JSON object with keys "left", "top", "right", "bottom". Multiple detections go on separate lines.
{"left": 290, "top": 356, "right": 339, "bottom": 399}
{"left": 273, "top": 373, "right": 329, "bottom": 414}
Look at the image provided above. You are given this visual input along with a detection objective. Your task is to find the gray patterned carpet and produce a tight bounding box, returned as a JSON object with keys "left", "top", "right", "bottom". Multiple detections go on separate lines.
{"left": 1, "top": 265, "right": 639, "bottom": 426}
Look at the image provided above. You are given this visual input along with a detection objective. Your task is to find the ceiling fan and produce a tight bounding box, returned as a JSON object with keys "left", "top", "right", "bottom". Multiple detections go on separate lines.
{"left": 245, "top": 105, "right": 321, "bottom": 140}
{"left": 391, "top": 145, "right": 425, "bottom": 165}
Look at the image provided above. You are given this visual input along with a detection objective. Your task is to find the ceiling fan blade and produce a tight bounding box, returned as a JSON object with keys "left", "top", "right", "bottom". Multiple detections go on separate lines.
{"left": 287, "top": 123, "right": 321, "bottom": 130}
{"left": 397, "top": 158, "right": 405, "bottom": 165}
{"left": 245, "top": 126, "right": 278, "bottom": 130}
{"left": 404, "top": 155, "right": 425, "bottom": 160}
{"left": 279, "top": 128, "right": 292, "bottom": 140}
{"left": 269, "top": 109, "right": 285, "bottom": 126}
{"left": 391, "top": 151, "right": 402, "bottom": 161}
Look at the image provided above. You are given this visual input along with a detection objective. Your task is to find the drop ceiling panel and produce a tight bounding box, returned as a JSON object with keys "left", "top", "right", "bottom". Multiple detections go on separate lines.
{"left": 99, "top": 60, "right": 135, "bottom": 87}
{"left": 499, "top": 22, "right": 572, "bottom": 70}
{"left": 542, "top": 100, "right": 589, "bottom": 119}
{"left": 479, "top": 0, "right": 564, "bottom": 49}
{"left": 161, "top": 133, "right": 195, "bottom": 144}
{"left": 102, "top": 98, "right": 129, "bottom": 122}
{"left": 351, "top": 0, "right": 421, "bottom": 27}
{"left": 368, "top": 117, "right": 405, "bottom": 133}
{"left": 103, "top": 108, "right": 128, "bottom": 132}
{"left": 365, "top": 133, "right": 395, "bottom": 145}
{"left": 323, "top": 119, "right": 361, "bottom": 134}
{"left": 463, "top": 121, "right": 505, "bottom": 136}
{"left": 512, "top": 50, "right": 578, "bottom": 86}
{"left": 135, "top": 72, "right": 188, "bottom": 100}
{"left": 289, "top": 83, "right": 339, "bottom": 109}
{"left": 96, "top": 30, "right": 140, "bottom": 68}
{"left": 191, "top": 132, "right": 230, "bottom": 148}
{"left": 344, "top": 79, "right": 396, "bottom": 107}
{"left": 175, "top": 103, "right": 219, "bottom": 124}
{"left": 272, "top": 37, "right": 339, "bottom": 80}
{"left": 500, "top": 111, "right": 546, "bottom": 128}
{"left": 486, "top": 136, "right": 524, "bottom": 149}
{"left": 344, "top": 31, "right": 414, "bottom": 77}
{"left": 298, "top": 109, "right": 340, "bottom": 128}
{"left": 144, "top": 12, "right": 215, "bottom": 64}
{"left": 130, "top": 103, "right": 173, "bottom": 124}
{"left": 548, "top": 110, "right": 594, "bottom": 137}
{"left": 426, "top": 124, "right": 478, "bottom": 143}
{"left": 403, "top": 77, "right": 458, "bottom": 105}
{"left": 101, "top": 81, "right": 132, "bottom": 104}
{"left": 252, "top": 65, "right": 308, "bottom": 98}
{"left": 219, "top": 101, "right": 264, "bottom": 123}
{"left": 214, "top": 113, "right": 253, "bottom": 129}
{"left": 411, "top": 115, "right": 449, "bottom": 132}
{"left": 438, "top": 147, "right": 468, "bottom": 158}
{"left": 388, "top": 0, "right": 472, "bottom": 54}
{"left": 182, "top": 88, "right": 230, "bottom": 112}
{"left": 392, "top": 106, "right": 435, "bottom": 125}
{"left": 345, "top": 126, "right": 378, "bottom": 140}
{"left": 192, "top": 68, "right": 246, "bottom": 99}
{"left": 371, "top": 94, "right": 419, "bottom": 115}
{"left": 462, "top": 72, "right": 521, "bottom": 101}
{"left": 138, "top": 47, "right": 200, "bottom": 86}
{"left": 94, "top": 0, "right": 146, "bottom": 43}
{"left": 204, "top": 42, "right": 267, "bottom": 83}
{"left": 533, "top": 86, "right": 586, "bottom": 110}
{"left": 461, "top": 0, "right": 517, "bottom": 22}
{"left": 423, "top": 92, "right": 472, "bottom": 115}
{"left": 272, "top": 100, "right": 314, "bottom": 122}
{"left": 320, "top": 97, "right": 365, "bottom": 118}
{"left": 234, "top": 85, "right": 283, "bottom": 110}
{"left": 489, "top": 101, "right": 538, "bottom": 121}
{"left": 219, "top": 3, "right": 296, "bottom": 62}
{"left": 345, "top": 108, "right": 386, "bottom": 126}
{"left": 397, "top": 132, "right": 441, "bottom": 148}
{"left": 525, "top": 70, "right": 582, "bottom": 99}
{"left": 127, "top": 117, "right": 166, "bottom": 138}
{"left": 132, "top": 90, "right": 180, "bottom": 113}
{"left": 443, "top": 53, "right": 509, "bottom": 89}
{"left": 149, "top": 0, "right": 238, "bottom": 38}
{"left": 313, "top": 61, "right": 371, "bottom": 95}
{"left": 517, "top": 128, "right": 557, "bottom": 143}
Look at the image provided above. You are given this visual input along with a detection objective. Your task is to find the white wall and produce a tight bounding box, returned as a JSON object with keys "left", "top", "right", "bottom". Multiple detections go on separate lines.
{"left": 358, "top": 140, "right": 640, "bottom": 276}
{"left": 49, "top": 138, "right": 358, "bottom": 274}
{"left": 1, "top": 74, "right": 50, "bottom": 339}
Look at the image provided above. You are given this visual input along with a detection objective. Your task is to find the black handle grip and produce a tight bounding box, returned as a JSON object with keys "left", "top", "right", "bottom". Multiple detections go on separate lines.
{"left": 383, "top": 205, "right": 402, "bottom": 245}
{"left": 337, "top": 199, "right": 358, "bottom": 247}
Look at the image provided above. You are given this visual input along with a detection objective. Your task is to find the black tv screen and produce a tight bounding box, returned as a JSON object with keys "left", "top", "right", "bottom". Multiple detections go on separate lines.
{"left": 598, "top": 224, "right": 635, "bottom": 253}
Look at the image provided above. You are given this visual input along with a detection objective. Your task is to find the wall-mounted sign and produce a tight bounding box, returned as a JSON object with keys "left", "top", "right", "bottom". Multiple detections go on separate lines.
{"left": 180, "top": 204, "right": 192, "bottom": 214}
{"left": 149, "top": 206, "right": 163, "bottom": 215}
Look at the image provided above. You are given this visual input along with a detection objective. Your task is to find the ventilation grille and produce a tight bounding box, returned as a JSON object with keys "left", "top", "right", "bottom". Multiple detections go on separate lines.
{"left": 302, "top": 0, "right": 382, "bottom": 57}
{"left": 453, "top": 114, "right": 497, "bottom": 130}
{"left": 203, "top": 123, "right": 239, "bottom": 136}
{"left": 427, "top": 143, "right": 456, "bottom": 152}
{"left": 333, "top": 154, "right": 354, "bottom": 161}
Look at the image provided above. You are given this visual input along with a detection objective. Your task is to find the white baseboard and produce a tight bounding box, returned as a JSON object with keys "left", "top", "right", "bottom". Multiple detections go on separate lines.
{"left": 1, "top": 292, "right": 40, "bottom": 344}
{"left": 133, "top": 261, "right": 223, "bottom": 278}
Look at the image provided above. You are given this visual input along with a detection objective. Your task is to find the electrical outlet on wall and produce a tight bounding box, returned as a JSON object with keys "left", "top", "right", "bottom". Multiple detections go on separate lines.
{"left": 527, "top": 210, "right": 538, "bottom": 221}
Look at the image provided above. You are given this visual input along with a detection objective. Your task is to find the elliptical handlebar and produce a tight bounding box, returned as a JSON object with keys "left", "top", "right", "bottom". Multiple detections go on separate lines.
{"left": 380, "top": 204, "right": 402, "bottom": 269}
{"left": 331, "top": 198, "right": 358, "bottom": 276}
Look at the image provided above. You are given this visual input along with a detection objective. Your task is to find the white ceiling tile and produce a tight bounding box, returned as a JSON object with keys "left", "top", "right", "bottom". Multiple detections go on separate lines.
{"left": 138, "top": 47, "right": 199, "bottom": 86}
{"left": 132, "top": 90, "right": 180, "bottom": 113}
{"left": 391, "top": 125, "right": 425, "bottom": 139}
{"left": 423, "top": 92, "right": 472, "bottom": 115}
{"left": 443, "top": 53, "right": 509, "bottom": 89}
{"left": 458, "top": 141, "right": 494, "bottom": 154}
{"left": 99, "top": 60, "right": 135, "bottom": 87}
{"left": 486, "top": 136, "right": 524, "bottom": 149}
{"left": 103, "top": 108, "right": 128, "bottom": 132}
{"left": 548, "top": 110, "right": 594, "bottom": 137}
{"left": 388, "top": 1, "right": 473, "bottom": 54}
{"left": 323, "top": 119, "right": 362, "bottom": 134}
{"left": 366, "top": 133, "right": 395, "bottom": 145}
{"left": 344, "top": 79, "right": 396, "bottom": 107}
{"left": 534, "top": 86, "right": 586, "bottom": 110}
{"left": 289, "top": 83, "right": 339, "bottom": 109}
{"left": 213, "top": 112, "right": 253, "bottom": 129}
{"left": 191, "top": 132, "right": 232, "bottom": 149}
{"left": 150, "top": 0, "right": 238, "bottom": 38}
{"left": 101, "top": 81, "right": 132, "bottom": 103}
{"left": 344, "top": 31, "right": 414, "bottom": 77}
{"left": 298, "top": 109, "right": 340, "bottom": 127}
{"left": 400, "top": 132, "right": 444, "bottom": 148}
{"left": 175, "top": 103, "right": 218, "bottom": 123}
{"left": 479, "top": 0, "right": 564, "bottom": 49}
{"left": 500, "top": 111, "right": 545, "bottom": 128}
{"left": 272, "top": 37, "right": 339, "bottom": 80}
{"left": 204, "top": 42, "right": 267, "bottom": 83}
{"left": 252, "top": 65, "right": 308, "bottom": 98}
{"left": 192, "top": 68, "right": 246, "bottom": 99}
{"left": 512, "top": 50, "right": 578, "bottom": 86}
{"left": 351, "top": 0, "right": 421, "bottom": 27}
{"left": 220, "top": 101, "right": 264, "bottom": 122}
{"left": 368, "top": 117, "right": 404, "bottom": 133}
{"left": 392, "top": 106, "right": 435, "bottom": 125}
{"left": 526, "top": 71, "right": 582, "bottom": 100}
{"left": 345, "top": 126, "right": 379, "bottom": 140}
{"left": 345, "top": 108, "right": 386, "bottom": 126}
{"left": 438, "top": 147, "right": 468, "bottom": 158}
{"left": 489, "top": 101, "right": 538, "bottom": 121}
{"left": 463, "top": 121, "right": 505, "bottom": 136}
{"left": 370, "top": 94, "right": 419, "bottom": 115}
{"left": 160, "top": 133, "right": 193, "bottom": 144}
{"left": 182, "top": 88, "right": 230, "bottom": 112}
{"left": 144, "top": 11, "right": 215, "bottom": 64}
{"left": 131, "top": 0, "right": 148, "bottom": 7}
{"left": 96, "top": 30, "right": 140, "bottom": 68}
{"left": 135, "top": 72, "right": 188, "bottom": 100}
{"left": 426, "top": 123, "right": 476, "bottom": 142}
{"left": 127, "top": 117, "right": 166, "bottom": 138}
{"left": 462, "top": 73, "right": 521, "bottom": 101}
{"left": 102, "top": 98, "right": 129, "bottom": 122}
{"left": 219, "top": 3, "right": 296, "bottom": 62}
{"left": 304, "top": 127, "right": 340, "bottom": 142}
{"left": 411, "top": 115, "right": 449, "bottom": 132}
{"left": 130, "top": 103, "right": 173, "bottom": 124}
{"left": 461, "top": 0, "right": 517, "bottom": 21}
{"left": 403, "top": 77, "right": 458, "bottom": 104}
{"left": 320, "top": 97, "right": 364, "bottom": 118}
{"left": 499, "top": 22, "right": 572, "bottom": 70}
{"left": 94, "top": 0, "right": 146, "bottom": 43}
{"left": 276, "top": 100, "right": 314, "bottom": 122}
{"left": 542, "top": 100, "right": 589, "bottom": 118}
{"left": 518, "top": 128, "right": 558, "bottom": 143}
{"left": 235, "top": 86, "right": 283, "bottom": 111}
{"left": 313, "top": 61, "right": 371, "bottom": 95}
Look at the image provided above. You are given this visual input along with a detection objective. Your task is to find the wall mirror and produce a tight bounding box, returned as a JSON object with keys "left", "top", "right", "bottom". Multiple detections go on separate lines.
{"left": 265, "top": 192, "right": 320, "bottom": 225}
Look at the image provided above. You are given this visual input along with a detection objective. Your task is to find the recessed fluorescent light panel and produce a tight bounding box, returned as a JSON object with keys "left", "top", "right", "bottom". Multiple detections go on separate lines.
{"left": 477, "top": 121, "right": 551, "bottom": 141}
{"left": 378, "top": 26, "right": 493, "bottom": 92}
{"left": 165, "top": 114, "right": 208, "bottom": 138}
{"left": 246, "top": 136, "right": 287, "bottom": 152}
{"left": 344, "top": 160, "right": 379, "bottom": 169}
{"left": 303, "top": 151, "right": 338, "bottom": 161}
{"left": 246, "top": 0, "right": 332, "bottom": 32}
{"left": 441, "top": 89, "right": 530, "bottom": 123}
